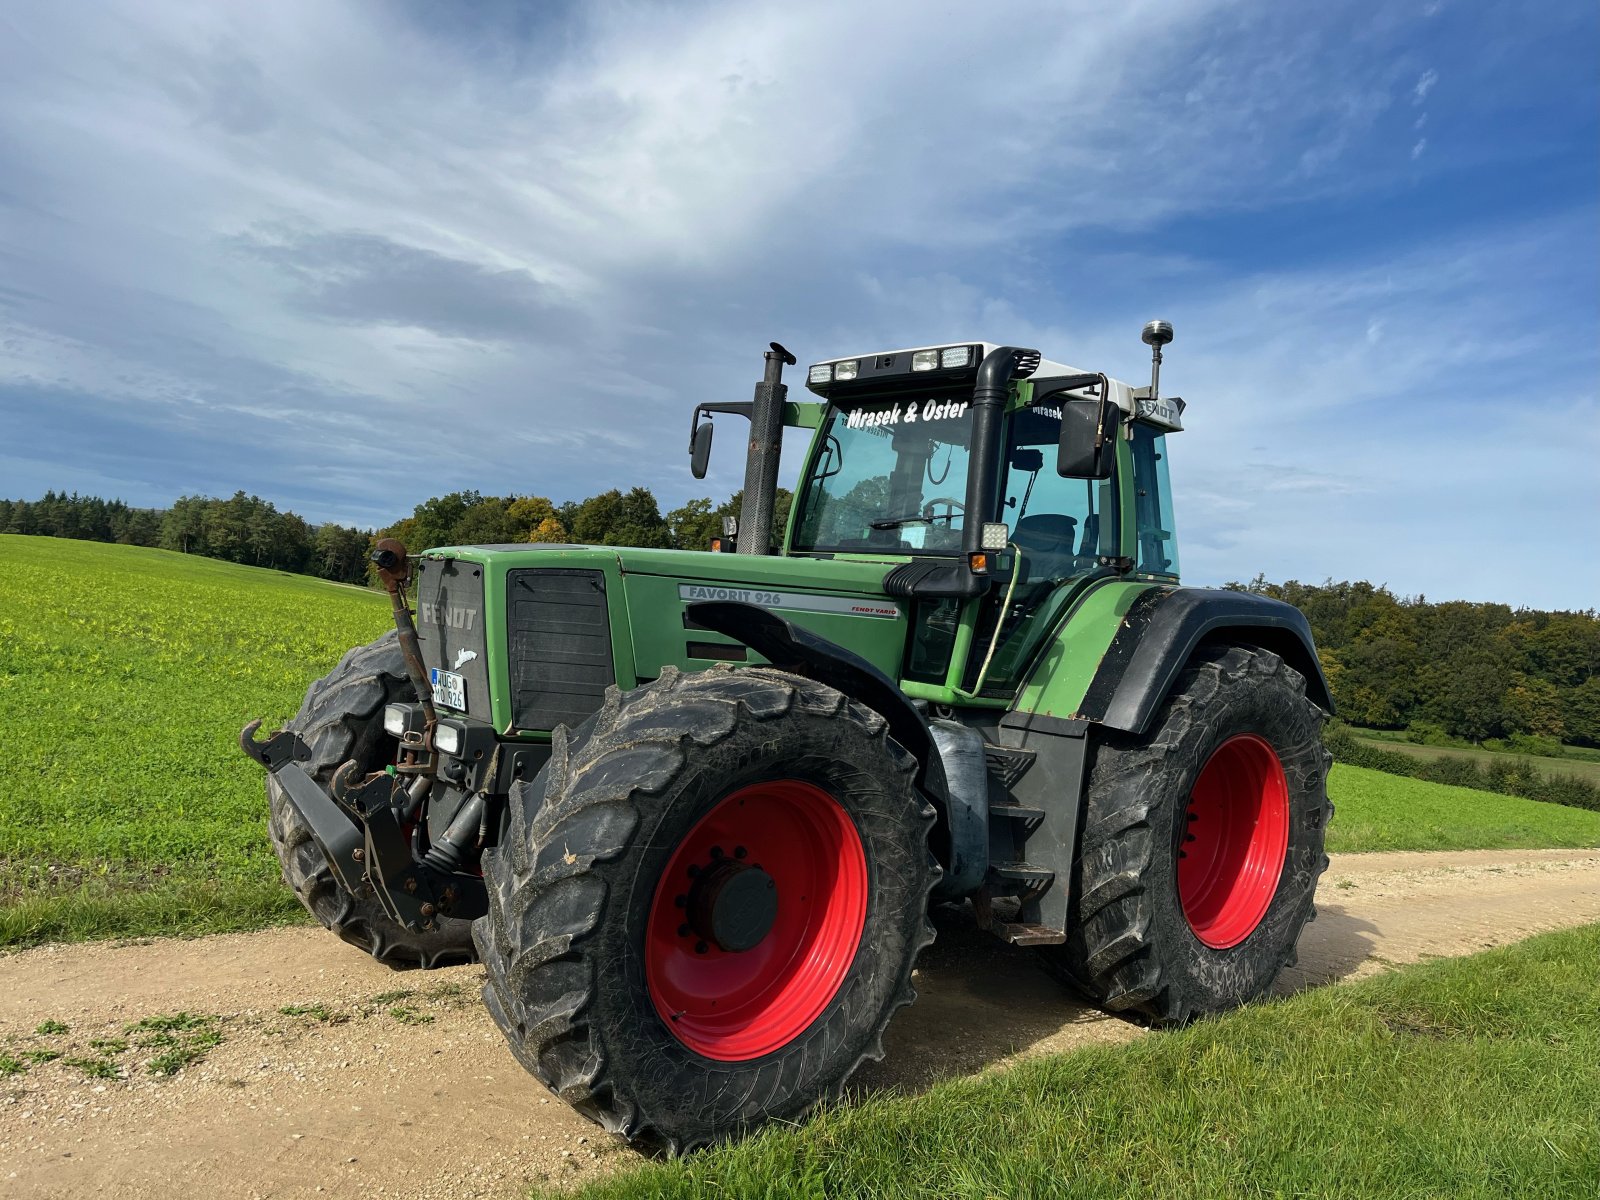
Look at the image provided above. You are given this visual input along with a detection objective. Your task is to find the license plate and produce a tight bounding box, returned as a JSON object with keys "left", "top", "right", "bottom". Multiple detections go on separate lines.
{"left": 429, "top": 668, "right": 467, "bottom": 712}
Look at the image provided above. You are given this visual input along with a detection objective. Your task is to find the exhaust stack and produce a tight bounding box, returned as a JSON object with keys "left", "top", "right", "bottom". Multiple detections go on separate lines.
{"left": 736, "top": 342, "right": 796, "bottom": 554}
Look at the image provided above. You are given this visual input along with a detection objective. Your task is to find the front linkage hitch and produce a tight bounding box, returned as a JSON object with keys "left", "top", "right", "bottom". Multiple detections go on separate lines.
{"left": 239, "top": 537, "right": 488, "bottom": 933}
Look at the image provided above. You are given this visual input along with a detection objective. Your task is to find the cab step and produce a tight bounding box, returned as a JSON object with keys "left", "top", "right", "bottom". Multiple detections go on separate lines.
{"left": 988, "top": 801, "right": 1046, "bottom": 836}
{"left": 986, "top": 861, "right": 1055, "bottom": 898}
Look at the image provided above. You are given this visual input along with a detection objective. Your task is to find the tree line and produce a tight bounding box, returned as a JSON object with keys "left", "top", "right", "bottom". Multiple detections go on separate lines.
{"left": 1229, "top": 577, "right": 1599, "bottom": 748}
{"left": 0, "top": 491, "right": 375, "bottom": 584}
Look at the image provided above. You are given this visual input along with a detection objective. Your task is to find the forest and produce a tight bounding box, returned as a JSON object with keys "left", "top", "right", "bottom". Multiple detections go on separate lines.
{"left": 5, "top": 491, "right": 1593, "bottom": 746}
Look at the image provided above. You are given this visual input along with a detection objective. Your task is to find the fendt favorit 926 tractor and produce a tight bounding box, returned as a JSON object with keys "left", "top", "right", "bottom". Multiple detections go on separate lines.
{"left": 242, "top": 325, "right": 1333, "bottom": 1151}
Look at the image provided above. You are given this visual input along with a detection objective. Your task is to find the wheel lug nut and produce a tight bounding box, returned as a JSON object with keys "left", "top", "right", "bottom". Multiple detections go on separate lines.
{"left": 710, "top": 846, "right": 724, "bottom": 859}
{"left": 1187, "top": 812, "right": 1198, "bottom": 823}
{"left": 1185, "top": 833, "right": 1197, "bottom": 843}
{"left": 687, "top": 865, "right": 699, "bottom": 878}
{"left": 734, "top": 846, "right": 748, "bottom": 859}
{"left": 1179, "top": 850, "right": 1187, "bottom": 859}
{"left": 674, "top": 894, "right": 687, "bottom": 908}
{"left": 678, "top": 923, "right": 690, "bottom": 937}
{"left": 694, "top": 940, "right": 709, "bottom": 954}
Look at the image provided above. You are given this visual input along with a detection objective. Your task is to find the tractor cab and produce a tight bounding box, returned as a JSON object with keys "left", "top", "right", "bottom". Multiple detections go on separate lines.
{"left": 694, "top": 331, "right": 1186, "bottom": 702}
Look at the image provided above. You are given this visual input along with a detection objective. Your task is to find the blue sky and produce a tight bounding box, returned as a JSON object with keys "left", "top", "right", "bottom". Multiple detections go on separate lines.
{"left": 1, "top": 0, "right": 1595, "bottom": 609}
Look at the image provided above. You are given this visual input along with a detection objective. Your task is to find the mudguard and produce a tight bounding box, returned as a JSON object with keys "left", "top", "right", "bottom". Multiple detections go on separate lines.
{"left": 1078, "top": 586, "right": 1335, "bottom": 733}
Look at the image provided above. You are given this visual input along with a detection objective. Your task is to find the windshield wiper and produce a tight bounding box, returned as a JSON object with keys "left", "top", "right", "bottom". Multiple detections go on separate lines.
{"left": 868, "top": 514, "right": 933, "bottom": 530}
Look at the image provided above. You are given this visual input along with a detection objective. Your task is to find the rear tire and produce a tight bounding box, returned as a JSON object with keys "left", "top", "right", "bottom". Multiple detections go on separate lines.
{"left": 475, "top": 665, "right": 938, "bottom": 1152}
{"left": 1045, "top": 645, "right": 1331, "bottom": 1023}
{"left": 266, "top": 631, "right": 476, "bottom": 969}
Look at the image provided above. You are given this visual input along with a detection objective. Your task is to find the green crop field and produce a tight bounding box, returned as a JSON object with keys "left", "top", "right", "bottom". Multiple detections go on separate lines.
{"left": 561, "top": 924, "right": 1600, "bottom": 1200}
{"left": 0, "top": 535, "right": 390, "bottom": 947}
{"left": 1, "top": 535, "right": 1596, "bottom": 949}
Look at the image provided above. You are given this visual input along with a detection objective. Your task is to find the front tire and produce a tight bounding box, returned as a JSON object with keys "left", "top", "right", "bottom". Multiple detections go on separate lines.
{"left": 475, "top": 665, "right": 938, "bottom": 1152}
{"left": 1046, "top": 645, "right": 1332, "bottom": 1023}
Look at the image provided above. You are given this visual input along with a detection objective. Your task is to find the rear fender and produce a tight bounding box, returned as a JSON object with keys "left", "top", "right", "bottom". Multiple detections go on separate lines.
{"left": 1079, "top": 587, "right": 1335, "bottom": 734}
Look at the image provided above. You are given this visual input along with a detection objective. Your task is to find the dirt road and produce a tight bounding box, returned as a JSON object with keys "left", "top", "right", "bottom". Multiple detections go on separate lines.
{"left": 3, "top": 847, "right": 1596, "bottom": 1199}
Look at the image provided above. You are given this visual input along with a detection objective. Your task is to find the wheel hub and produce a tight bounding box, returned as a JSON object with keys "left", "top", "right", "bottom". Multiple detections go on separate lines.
{"left": 684, "top": 855, "right": 778, "bottom": 952}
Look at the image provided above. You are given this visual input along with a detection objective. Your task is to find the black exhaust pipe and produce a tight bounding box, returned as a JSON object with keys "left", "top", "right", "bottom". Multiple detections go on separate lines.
{"left": 963, "top": 346, "right": 1042, "bottom": 557}
{"left": 736, "top": 342, "right": 796, "bottom": 554}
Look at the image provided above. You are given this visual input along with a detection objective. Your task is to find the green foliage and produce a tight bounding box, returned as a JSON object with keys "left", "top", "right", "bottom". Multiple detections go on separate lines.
{"left": 62, "top": 1055, "right": 120, "bottom": 1080}
{"left": 0, "top": 535, "right": 390, "bottom": 947}
{"left": 0, "top": 1055, "right": 24, "bottom": 1077}
{"left": 127, "top": 1012, "right": 226, "bottom": 1075}
{"left": 34, "top": 1019, "right": 69, "bottom": 1036}
{"left": 1233, "top": 577, "right": 1599, "bottom": 746}
{"left": 1327, "top": 729, "right": 1600, "bottom": 814}
{"left": 562, "top": 924, "right": 1600, "bottom": 1200}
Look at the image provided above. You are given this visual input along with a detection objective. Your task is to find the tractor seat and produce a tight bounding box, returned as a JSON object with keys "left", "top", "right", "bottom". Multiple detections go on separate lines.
{"left": 1013, "top": 514, "right": 1079, "bottom": 580}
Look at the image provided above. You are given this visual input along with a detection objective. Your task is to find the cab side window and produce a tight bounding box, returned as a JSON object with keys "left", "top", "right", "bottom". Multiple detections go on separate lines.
{"left": 1130, "top": 425, "right": 1178, "bottom": 577}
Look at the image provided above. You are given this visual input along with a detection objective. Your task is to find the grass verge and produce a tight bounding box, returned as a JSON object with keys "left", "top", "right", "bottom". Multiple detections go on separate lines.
{"left": 561, "top": 924, "right": 1600, "bottom": 1200}
{"left": 1325, "top": 763, "right": 1600, "bottom": 853}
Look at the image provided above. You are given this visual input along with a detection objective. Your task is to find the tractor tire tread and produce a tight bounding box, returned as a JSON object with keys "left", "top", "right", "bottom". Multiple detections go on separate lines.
{"left": 476, "top": 665, "right": 936, "bottom": 1154}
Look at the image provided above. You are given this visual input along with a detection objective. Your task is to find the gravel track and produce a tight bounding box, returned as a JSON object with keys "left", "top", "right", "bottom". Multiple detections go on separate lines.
{"left": 3, "top": 847, "right": 1596, "bottom": 1199}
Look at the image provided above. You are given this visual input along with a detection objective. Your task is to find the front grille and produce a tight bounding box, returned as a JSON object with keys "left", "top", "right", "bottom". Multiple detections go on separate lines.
{"left": 506, "top": 568, "right": 614, "bottom": 730}
{"left": 415, "top": 559, "right": 490, "bottom": 717}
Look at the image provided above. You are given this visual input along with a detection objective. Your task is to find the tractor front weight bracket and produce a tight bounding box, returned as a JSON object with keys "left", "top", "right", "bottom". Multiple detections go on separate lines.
{"left": 240, "top": 721, "right": 488, "bottom": 931}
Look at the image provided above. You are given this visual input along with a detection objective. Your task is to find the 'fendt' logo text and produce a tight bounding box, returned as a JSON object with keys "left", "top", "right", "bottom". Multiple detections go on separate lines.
{"left": 420, "top": 602, "right": 479, "bottom": 631}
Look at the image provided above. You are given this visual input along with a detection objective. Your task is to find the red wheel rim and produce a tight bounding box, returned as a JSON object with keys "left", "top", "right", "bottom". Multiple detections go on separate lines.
{"left": 1178, "top": 734, "right": 1289, "bottom": 949}
{"left": 645, "top": 780, "right": 867, "bottom": 1061}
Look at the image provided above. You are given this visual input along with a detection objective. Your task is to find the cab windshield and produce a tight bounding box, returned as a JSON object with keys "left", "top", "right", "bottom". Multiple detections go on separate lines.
{"left": 791, "top": 391, "right": 975, "bottom": 555}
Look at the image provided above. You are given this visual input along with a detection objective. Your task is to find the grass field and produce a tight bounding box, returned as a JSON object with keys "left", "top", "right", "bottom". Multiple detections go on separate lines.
{"left": 1, "top": 536, "right": 1596, "bottom": 948}
{"left": 559, "top": 923, "right": 1600, "bottom": 1200}
{"left": 0, "top": 535, "right": 390, "bottom": 947}
{"left": 1354, "top": 734, "right": 1600, "bottom": 787}
{"left": 1324, "top": 763, "right": 1600, "bottom": 852}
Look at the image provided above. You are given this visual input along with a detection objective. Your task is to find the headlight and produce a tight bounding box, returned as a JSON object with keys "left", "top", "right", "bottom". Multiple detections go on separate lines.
{"left": 941, "top": 346, "right": 972, "bottom": 368}
{"left": 833, "top": 359, "right": 859, "bottom": 381}
{"left": 808, "top": 363, "right": 832, "bottom": 384}
{"left": 383, "top": 704, "right": 410, "bottom": 737}
{"left": 433, "top": 722, "right": 463, "bottom": 757}
{"left": 911, "top": 349, "right": 939, "bottom": 371}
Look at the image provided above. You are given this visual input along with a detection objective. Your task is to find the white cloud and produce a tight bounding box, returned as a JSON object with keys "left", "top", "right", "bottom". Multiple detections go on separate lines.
{"left": 1413, "top": 67, "right": 1439, "bottom": 103}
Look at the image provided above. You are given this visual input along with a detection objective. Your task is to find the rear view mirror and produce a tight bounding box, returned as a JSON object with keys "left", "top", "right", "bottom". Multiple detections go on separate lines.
{"left": 1057, "top": 397, "right": 1117, "bottom": 479}
{"left": 690, "top": 421, "right": 714, "bottom": 479}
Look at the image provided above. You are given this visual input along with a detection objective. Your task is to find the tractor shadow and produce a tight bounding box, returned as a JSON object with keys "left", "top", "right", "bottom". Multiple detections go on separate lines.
{"left": 850, "top": 901, "right": 1385, "bottom": 1098}
{"left": 1272, "top": 903, "right": 1387, "bottom": 997}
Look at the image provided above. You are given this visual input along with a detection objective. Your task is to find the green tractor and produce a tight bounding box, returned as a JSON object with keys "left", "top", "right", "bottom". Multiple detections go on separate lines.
{"left": 242, "top": 325, "right": 1333, "bottom": 1151}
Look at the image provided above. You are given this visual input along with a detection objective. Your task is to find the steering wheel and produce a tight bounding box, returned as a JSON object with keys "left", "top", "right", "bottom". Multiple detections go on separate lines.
{"left": 921, "top": 497, "right": 965, "bottom": 524}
